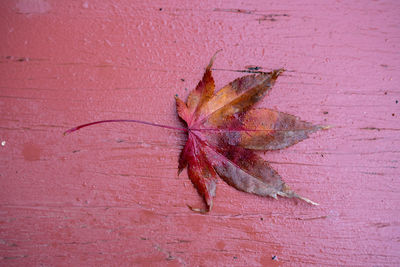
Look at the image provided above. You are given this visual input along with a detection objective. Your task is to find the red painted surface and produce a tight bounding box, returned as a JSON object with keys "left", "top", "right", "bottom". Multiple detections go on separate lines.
{"left": 1, "top": 0, "right": 399, "bottom": 266}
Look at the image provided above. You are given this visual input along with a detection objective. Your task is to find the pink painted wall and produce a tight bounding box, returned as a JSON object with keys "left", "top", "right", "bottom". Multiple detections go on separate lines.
{"left": 1, "top": 0, "right": 399, "bottom": 266}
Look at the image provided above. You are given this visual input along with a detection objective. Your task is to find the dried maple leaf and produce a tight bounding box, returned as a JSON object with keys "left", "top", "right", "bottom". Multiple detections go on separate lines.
{"left": 65, "top": 53, "right": 327, "bottom": 213}
{"left": 175, "top": 53, "right": 326, "bottom": 212}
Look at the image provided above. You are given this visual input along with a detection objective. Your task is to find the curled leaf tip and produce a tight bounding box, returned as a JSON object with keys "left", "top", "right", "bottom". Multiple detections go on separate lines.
{"left": 297, "top": 196, "right": 319, "bottom": 206}
{"left": 187, "top": 204, "right": 209, "bottom": 214}
{"left": 279, "top": 184, "right": 319, "bottom": 205}
{"left": 271, "top": 68, "right": 285, "bottom": 80}
{"left": 207, "top": 49, "right": 223, "bottom": 69}
{"left": 214, "top": 49, "right": 223, "bottom": 56}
